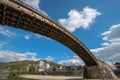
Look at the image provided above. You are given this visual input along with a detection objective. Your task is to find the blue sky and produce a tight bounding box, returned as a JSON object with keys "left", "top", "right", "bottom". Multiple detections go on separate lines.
{"left": 0, "top": 0, "right": 120, "bottom": 66}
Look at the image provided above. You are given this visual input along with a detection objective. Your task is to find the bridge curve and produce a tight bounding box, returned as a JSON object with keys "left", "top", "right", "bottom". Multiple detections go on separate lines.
{"left": 0, "top": 0, "right": 98, "bottom": 66}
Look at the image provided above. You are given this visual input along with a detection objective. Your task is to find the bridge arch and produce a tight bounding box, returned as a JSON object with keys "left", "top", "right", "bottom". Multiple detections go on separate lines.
{"left": 0, "top": 0, "right": 98, "bottom": 66}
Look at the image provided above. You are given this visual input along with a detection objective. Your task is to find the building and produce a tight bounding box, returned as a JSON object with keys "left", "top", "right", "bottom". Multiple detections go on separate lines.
{"left": 48, "top": 65, "right": 63, "bottom": 71}
{"left": 38, "top": 60, "right": 50, "bottom": 72}
{"left": 26, "top": 60, "right": 50, "bottom": 73}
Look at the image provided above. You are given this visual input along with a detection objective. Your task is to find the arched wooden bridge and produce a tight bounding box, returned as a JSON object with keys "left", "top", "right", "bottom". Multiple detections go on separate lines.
{"left": 0, "top": 0, "right": 98, "bottom": 66}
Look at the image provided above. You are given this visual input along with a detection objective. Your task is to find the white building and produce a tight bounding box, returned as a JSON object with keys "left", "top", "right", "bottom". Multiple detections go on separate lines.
{"left": 38, "top": 60, "right": 50, "bottom": 72}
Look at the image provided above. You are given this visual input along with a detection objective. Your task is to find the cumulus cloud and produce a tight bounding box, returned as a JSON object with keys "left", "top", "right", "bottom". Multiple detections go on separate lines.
{"left": 44, "top": 56, "right": 54, "bottom": 61}
{"left": 24, "top": 34, "right": 31, "bottom": 40}
{"left": 0, "top": 27, "right": 15, "bottom": 37}
{"left": 20, "top": 0, "right": 47, "bottom": 15}
{"left": 91, "top": 24, "right": 120, "bottom": 62}
{"left": 59, "top": 7, "right": 101, "bottom": 32}
{"left": 101, "top": 24, "right": 120, "bottom": 42}
{"left": 0, "top": 50, "right": 40, "bottom": 62}
{"left": 58, "top": 55, "right": 84, "bottom": 66}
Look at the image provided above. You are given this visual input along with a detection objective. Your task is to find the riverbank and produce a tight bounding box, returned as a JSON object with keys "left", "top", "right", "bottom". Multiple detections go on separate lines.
{"left": 20, "top": 74, "right": 83, "bottom": 80}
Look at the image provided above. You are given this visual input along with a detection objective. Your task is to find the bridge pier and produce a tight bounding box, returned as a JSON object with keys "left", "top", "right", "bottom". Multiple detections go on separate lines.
{"left": 84, "top": 60, "right": 118, "bottom": 80}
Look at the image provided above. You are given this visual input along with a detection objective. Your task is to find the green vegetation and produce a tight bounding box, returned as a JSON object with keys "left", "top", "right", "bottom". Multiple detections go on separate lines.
{"left": 0, "top": 60, "right": 61, "bottom": 80}
{"left": 0, "top": 60, "right": 60, "bottom": 70}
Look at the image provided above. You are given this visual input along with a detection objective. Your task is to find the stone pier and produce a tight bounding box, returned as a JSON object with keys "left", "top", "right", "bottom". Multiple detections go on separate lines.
{"left": 84, "top": 60, "right": 118, "bottom": 80}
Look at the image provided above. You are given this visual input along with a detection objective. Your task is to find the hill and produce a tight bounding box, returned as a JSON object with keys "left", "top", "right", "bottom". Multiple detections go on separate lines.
{"left": 0, "top": 60, "right": 61, "bottom": 71}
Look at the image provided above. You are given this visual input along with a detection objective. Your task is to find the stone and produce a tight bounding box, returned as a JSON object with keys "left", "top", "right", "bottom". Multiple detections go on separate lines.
{"left": 84, "top": 60, "right": 118, "bottom": 80}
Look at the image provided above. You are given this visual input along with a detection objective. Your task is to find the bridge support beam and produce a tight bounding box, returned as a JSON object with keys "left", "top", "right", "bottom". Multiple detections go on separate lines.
{"left": 84, "top": 60, "right": 118, "bottom": 80}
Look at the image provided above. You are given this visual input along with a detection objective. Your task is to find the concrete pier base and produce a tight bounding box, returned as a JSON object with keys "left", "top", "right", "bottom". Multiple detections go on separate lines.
{"left": 84, "top": 60, "right": 118, "bottom": 80}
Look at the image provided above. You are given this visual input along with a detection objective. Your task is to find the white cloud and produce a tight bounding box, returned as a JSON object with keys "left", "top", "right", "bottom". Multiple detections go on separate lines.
{"left": 59, "top": 7, "right": 101, "bottom": 32}
{"left": 25, "top": 52, "right": 40, "bottom": 61}
{"left": 91, "top": 24, "right": 120, "bottom": 62}
{"left": 25, "top": 34, "right": 31, "bottom": 40}
{"left": 20, "top": 0, "right": 47, "bottom": 15}
{"left": 101, "top": 42, "right": 110, "bottom": 46}
{"left": 58, "top": 55, "right": 84, "bottom": 66}
{"left": 21, "top": 0, "right": 40, "bottom": 10}
{"left": 35, "top": 34, "right": 50, "bottom": 40}
{"left": 0, "top": 27, "right": 15, "bottom": 37}
{"left": 0, "top": 41, "right": 7, "bottom": 48}
{"left": 44, "top": 56, "right": 54, "bottom": 61}
{"left": 101, "top": 24, "right": 120, "bottom": 42}
{"left": 0, "top": 50, "right": 40, "bottom": 62}
{"left": 24, "top": 34, "right": 50, "bottom": 40}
